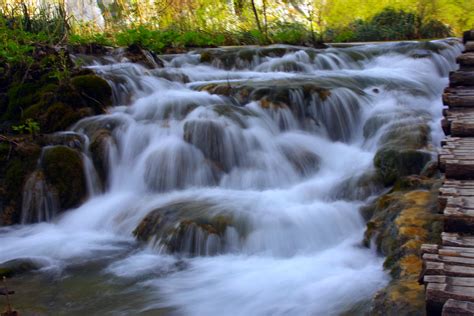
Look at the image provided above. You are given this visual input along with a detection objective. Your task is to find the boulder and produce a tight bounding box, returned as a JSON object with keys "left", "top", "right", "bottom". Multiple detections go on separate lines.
{"left": 89, "top": 129, "right": 113, "bottom": 188}
{"left": 0, "top": 258, "right": 42, "bottom": 278}
{"left": 134, "top": 201, "right": 245, "bottom": 256}
{"left": 118, "top": 44, "right": 165, "bottom": 69}
{"left": 71, "top": 75, "right": 112, "bottom": 110}
{"left": 41, "top": 146, "right": 87, "bottom": 210}
{"left": 374, "top": 148, "right": 432, "bottom": 186}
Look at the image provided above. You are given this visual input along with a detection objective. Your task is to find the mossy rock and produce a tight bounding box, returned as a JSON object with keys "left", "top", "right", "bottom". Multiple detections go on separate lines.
{"left": 3, "top": 82, "right": 42, "bottom": 120}
{"left": 374, "top": 148, "right": 432, "bottom": 186}
{"left": 41, "top": 145, "right": 87, "bottom": 210}
{"left": 71, "top": 75, "right": 112, "bottom": 109}
{"left": 0, "top": 258, "right": 41, "bottom": 278}
{"left": 89, "top": 129, "right": 113, "bottom": 189}
{"left": 134, "top": 200, "right": 248, "bottom": 256}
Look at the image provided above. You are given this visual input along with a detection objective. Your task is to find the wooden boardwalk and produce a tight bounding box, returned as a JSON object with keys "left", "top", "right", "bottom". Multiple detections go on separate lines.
{"left": 421, "top": 30, "right": 474, "bottom": 315}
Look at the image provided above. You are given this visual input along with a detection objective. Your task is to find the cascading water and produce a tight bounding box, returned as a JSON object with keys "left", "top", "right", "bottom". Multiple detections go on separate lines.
{"left": 0, "top": 39, "right": 463, "bottom": 315}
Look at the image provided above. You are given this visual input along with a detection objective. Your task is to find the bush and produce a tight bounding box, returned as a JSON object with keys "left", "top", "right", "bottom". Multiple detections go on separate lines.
{"left": 269, "top": 22, "right": 312, "bottom": 45}
{"left": 327, "top": 7, "right": 452, "bottom": 42}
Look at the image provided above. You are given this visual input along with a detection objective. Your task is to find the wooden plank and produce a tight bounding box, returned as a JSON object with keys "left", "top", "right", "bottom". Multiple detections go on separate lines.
{"left": 457, "top": 53, "right": 474, "bottom": 67}
{"left": 442, "top": 299, "right": 474, "bottom": 316}
{"left": 450, "top": 71, "right": 474, "bottom": 87}
{"left": 423, "top": 253, "right": 474, "bottom": 266}
{"left": 424, "top": 262, "right": 474, "bottom": 277}
{"left": 439, "top": 247, "right": 474, "bottom": 258}
{"left": 424, "top": 275, "right": 474, "bottom": 287}
{"left": 422, "top": 244, "right": 440, "bottom": 255}
{"left": 443, "top": 93, "right": 474, "bottom": 108}
{"left": 443, "top": 108, "right": 474, "bottom": 136}
{"left": 426, "top": 283, "right": 474, "bottom": 315}
{"left": 442, "top": 233, "right": 474, "bottom": 248}
{"left": 445, "top": 160, "right": 474, "bottom": 180}
{"left": 465, "top": 42, "right": 474, "bottom": 53}
{"left": 444, "top": 207, "right": 474, "bottom": 233}
{"left": 464, "top": 30, "right": 474, "bottom": 44}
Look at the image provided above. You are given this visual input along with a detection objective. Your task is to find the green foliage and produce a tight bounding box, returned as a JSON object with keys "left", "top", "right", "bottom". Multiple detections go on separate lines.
{"left": 326, "top": 7, "right": 452, "bottom": 42}
{"left": 12, "top": 118, "right": 40, "bottom": 136}
{"left": 50, "top": 50, "right": 71, "bottom": 85}
{"left": 269, "top": 22, "right": 312, "bottom": 45}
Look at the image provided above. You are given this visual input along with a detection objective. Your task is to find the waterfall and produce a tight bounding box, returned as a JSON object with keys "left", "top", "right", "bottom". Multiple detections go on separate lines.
{"left": 0, "top": 39, "right": 463, "bottom": 315}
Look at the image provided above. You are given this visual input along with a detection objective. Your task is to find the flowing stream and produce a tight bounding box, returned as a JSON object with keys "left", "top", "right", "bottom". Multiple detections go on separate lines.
{"left": 0, "top": 40, "right": 463, "bottom": 315}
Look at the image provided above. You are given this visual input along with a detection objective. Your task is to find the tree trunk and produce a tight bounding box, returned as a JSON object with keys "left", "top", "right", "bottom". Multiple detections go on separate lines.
{"left": 250, "top": 0, "right": 262, "bottom": 35}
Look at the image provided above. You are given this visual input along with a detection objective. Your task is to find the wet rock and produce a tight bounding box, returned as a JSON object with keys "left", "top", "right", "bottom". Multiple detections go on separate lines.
{"left": 183, "top": 120, "right": 230, "bottom": 171}
{"left": 134, "top": 201, "right": 246, "bottom": 256}
{"left": 72, "top": 116, "right": 126, "bottom": 139}
{"left": 197, "top": 45, "right": 318, "bottom": 70}
{"left": 0, "top": 258, "right": 42, "bottom": 278}
{"left": 280, "top": 145, "right": 320, "bottom": 178}
{"left": 71, "top": 75, "right": 112, "bottom": 109}
{"left": 365, "top": 177, "right": 442, "bottom": 315}
{"left": 144, "top": 142, "right": 221, "bottom": 192}
{"left": 41, "top": 145, "right": 87, "bottom": 210}
{"left": 21, "top": 170, "right": 59, "bottom": 224}
{"left": 374, "top": 148, "right": 432, "bottom": 186}
{"left": 68, "top": 43, "right": 111, "bottom": 56}
{"left": 0, "top": 141, "right": 41, "bottom": 225}
{"left": 211, "top": 104, "right": 255, "bottom": 128}
{"left": 36, "top": 132, "right": 85, "bottom": 150}
{"left": 89, "top": 129, "right": 113, "bottom": 188}
{"left": 332, "top": 171, "right": 383, "bottom": 201}
{"left": 118, "top": 44, "right": 165, "bottom": 69}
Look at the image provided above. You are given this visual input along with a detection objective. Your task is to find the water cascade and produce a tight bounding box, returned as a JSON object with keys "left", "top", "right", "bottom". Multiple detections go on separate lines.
{"left": 0, "top": 39, "right": 463, "bottom": 315}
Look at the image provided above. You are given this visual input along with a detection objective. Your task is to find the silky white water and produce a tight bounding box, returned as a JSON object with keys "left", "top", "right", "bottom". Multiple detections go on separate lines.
{"left": 0, "top": 40, "right": 463, "bottom": 315}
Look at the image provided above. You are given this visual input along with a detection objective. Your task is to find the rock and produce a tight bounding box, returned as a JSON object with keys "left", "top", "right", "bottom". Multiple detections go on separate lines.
{"left": 332, "top": 171, "right": 382, "bottom": 201}
{"left": 280, "top": 145, "right": 320, "bottom": 177}
{"left": 144, "top": 142, "right": 221, "bottom": 192}
{"left": 71, "top": 75, "right": 112, "bottom": 109}
{"left": 41, "top": 145, "right": 87, "bottom": 210}
{"left": 134, "top": 200, "right": 245, "bottom": 256}
{"left": 119, "top": 44, "right": 165, "bottom": 69}
{"left": 36, "top": 132, "right": 85, "bottom": 150}
{"left": 374, "top": 148, "right": 432, "bottom": 186}
{"left": 0, "top": 142, "right": 41, "bottom": 225}
{"left": 365, "top": 178, "right": 442, "bottom": 315}
{"left": 183, "top": 120, "right": 230, "bottom": 171}
{"left": 89, "top": 129, "right": 113, "bottom": 188}
{"left": 0, "top": 258, "right": 42, "bottom": 278}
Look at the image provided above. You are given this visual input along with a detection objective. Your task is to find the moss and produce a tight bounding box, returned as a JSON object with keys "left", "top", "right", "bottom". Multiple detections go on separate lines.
{"left": 368, "top": 180, "right": 442, "bottom": 314}
{"left": 41, "top": 145, "right": 87, "bottom": 210}
{"left": 200, "top": 51, "right": 213, "bottom": 63}
{"left": 3, "top": 82, "right": 42, "bottom": 120}
{"left": 0, "top": 258, "right": 41, "bottom": 278}
{"left": 374, "top": 148, "right": 432, "bottom": 186}
{"left": 71, "top": 75, "right": 112, "bottom": 109}
{"left": 89, "top": 129, "right": 112, "bottom": 189}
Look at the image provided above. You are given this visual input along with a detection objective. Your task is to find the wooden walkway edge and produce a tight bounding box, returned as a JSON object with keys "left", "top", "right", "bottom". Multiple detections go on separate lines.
{"left": 421, "top": 30, "right": 474, "bottom": 316}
